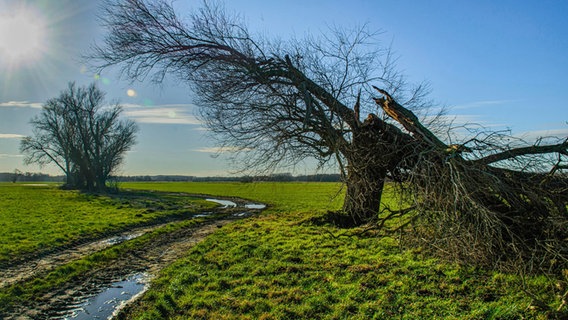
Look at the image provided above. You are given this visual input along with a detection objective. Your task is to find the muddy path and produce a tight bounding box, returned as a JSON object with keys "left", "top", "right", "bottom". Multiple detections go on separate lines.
{"left": 1, "top": 222, "right": 169, "bottom": 290}
{"left": 1, "top": 196, "right": 265, "bottom": 319}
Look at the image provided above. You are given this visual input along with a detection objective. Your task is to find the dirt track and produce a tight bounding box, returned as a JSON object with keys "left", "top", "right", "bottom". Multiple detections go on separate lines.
{"left": 2, "top": 200, "right": 260, "bottom": 319}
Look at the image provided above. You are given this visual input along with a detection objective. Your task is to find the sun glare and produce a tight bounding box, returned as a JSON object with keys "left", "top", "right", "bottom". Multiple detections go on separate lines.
{"left": 0, "top": 5, "right": 48, "bottom": 68}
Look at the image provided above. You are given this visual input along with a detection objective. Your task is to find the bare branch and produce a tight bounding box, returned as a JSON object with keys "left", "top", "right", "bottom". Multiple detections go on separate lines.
{"left": 475, "top": 138, "right": 568, "bottom": 165}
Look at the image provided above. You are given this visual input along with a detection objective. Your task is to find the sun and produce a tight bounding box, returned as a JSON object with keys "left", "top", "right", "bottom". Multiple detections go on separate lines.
{"left": 0, "top": 5, "right": 48, "bottom": 68}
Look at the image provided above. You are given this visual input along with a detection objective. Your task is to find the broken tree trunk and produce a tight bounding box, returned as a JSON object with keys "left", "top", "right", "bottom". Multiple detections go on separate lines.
{"left": 342, "top": 110, "right": 419, "bottom": 225}
{"left": 343, "top": 119, "right": 389, "bottom": 225}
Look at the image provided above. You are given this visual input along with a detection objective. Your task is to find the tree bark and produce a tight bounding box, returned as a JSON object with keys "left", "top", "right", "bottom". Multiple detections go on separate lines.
{"left": 343, "top": 158, "right": 387, "bottom": 225}
{"left": 341, "top": 113, "right": 412, "bottom": 224}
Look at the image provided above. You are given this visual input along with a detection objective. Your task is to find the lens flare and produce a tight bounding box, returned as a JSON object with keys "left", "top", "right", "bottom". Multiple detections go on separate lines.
{"left": 0, "top": 4, "right": 48, "bottom": 68}
{"left": 94, "top": 74, "right": 111, "bottom": 85}
{"left": 143, "top": 99, "right": 154, "bottom": 106}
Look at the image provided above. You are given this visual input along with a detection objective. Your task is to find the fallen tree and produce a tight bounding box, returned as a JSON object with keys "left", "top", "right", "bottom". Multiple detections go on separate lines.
{"left": 91, "top": 0, "right": 568, "bottom": 271}
{"left": 371, "top": 87, "right": 568, "bottom": 272}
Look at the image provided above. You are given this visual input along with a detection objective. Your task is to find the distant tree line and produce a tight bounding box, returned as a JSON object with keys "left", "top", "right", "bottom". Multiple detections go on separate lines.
{"left": 0, "top": 171, "right": 64, "bottom": 183}
{"left": 1, "top": 172, "right": 340, "bottom": 183}
{"left": 248, "top": 173, "right": 341, "bottom": 182}
{"left": 116, "top": 173, "right": 341, "bottom": 182}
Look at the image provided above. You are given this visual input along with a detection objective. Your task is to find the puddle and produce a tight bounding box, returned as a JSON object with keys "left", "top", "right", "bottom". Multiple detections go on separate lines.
{"left": 245, "top": 203, "right": 266, "bottom": 209}
{"left": 65, "top": 273, "right": 148, "bottom": 320}
{"left": 206, "top": 198, "right": 237, "bottom": 208}
{"left": 233, "top": 212, "right": 252, "bottom": 217}
{"left": 102, "top": 232, "right": 143, "bottom": 246}
{"left": 194, "top": 212, "right": 214, "bottom": 218}
{"left": 206, "top": 199, "right": 267, "bottom": 210}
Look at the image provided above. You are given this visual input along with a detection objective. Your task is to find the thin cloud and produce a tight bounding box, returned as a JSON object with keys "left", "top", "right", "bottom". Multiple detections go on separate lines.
{"left": 193, "top": 146, "right": 243, "bottom": 153}
{"left": 122, "top": 104, "right": 201, "bottom": 125}
{"left": 452, "top": 99, "right": 518, "bottom": 110}
{"left": 0, "top": 101, "right": 42, "bottom": 108}
{"left": 424, "top": 114, "right": 504, "bottom": 129}
{"left": 517, "top": 128, "right": 568, "bottom": 142}
{"left": 0, "top": 133, "right": 26, "bottom": 139}
{"left": 436, "top": 114, "right": 481, "bottom": 126}
{"left": 0, "top": 153, "right": 23, "bottom": 159}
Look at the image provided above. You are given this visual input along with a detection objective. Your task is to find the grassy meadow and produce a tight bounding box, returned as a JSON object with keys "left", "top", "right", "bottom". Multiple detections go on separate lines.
{"left": 0, "top": 182, "right": 566, "bottom": 319}
{"left": 0, "top": 183, "right": 215, "bottom": 265}
{"left": 120, "top": 182, "right": 566, "bottom": 319}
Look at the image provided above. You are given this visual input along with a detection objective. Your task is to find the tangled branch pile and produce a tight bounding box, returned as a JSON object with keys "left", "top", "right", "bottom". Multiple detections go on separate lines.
{"left": 372, "top": 88, "right": 568, "bottom": 273}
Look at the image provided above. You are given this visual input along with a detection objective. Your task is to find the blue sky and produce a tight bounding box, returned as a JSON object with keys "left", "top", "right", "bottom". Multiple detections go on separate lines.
{"left": 1, "top": 0, "right": 567, "bottom": 176}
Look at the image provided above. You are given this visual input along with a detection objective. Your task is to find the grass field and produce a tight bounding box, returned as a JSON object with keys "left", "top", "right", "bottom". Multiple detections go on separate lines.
{"left": 0, "top": 183, "right": 214, "bottom": 264}
{"left": 1, "top": 182, "right": 566, "bottom": 319}
{"left": 121, "top": 181, "right": 346, "bottom": 213}
{"left": 120, "top": 182, "right": 566, "bottom": 319}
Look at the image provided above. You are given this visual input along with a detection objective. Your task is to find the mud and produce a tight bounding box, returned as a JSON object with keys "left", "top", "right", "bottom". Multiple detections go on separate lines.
{"left": 1, "top": 225, "right": 160, "bottom": 289}
{"left": 1, "top": 196, "right": 265, "bottom": 319}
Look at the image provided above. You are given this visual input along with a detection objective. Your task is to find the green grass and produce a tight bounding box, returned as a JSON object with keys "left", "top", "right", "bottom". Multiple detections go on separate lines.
{"left": 0, "top": 216, "right": 215, "bottom": 313}
{"left": 0, "top": 183, "right": 214, "bottom": 264}
{"left": 1, "top": 182, "right": 565, "bottom": 318}
{"left": 0, "top": 182, "right": 224, "bottom": 314}
{"left": 121, "top": 181, "right": 345, "bottom": 213}
{"left": 119, "top": 182, "right": 567, "bottom": 319}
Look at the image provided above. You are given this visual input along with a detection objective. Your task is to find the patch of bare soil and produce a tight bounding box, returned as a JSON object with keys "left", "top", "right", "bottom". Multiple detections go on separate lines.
{"left": 2, "top": 199, "right": 262, "bottom": 319}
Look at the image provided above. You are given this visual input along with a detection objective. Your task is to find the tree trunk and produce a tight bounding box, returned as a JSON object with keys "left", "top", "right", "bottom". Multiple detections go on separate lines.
{"left": 343, "top": 161, "right": 387, "bottom": 225}
{"left": 341, "top": 117, "right": 397, "bottom": 225}
{"left": 96, "top": 172, "right": 107, "bottom": 192}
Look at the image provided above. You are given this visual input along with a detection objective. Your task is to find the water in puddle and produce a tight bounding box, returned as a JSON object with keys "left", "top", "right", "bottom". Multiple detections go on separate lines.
{"left": 233, "top": 212, "right": 251, "bottom": 217}
{"left": 206, "top": 198, "right": 237, "bottom": 208}
{"left": 245, "top": 203, "right": 266, "bottom": 209}
{"left": 103, "top": 232, "right": 143, "bottom": 246}
{"left": 206, "top": 198, "right": 267, "bottom": 210}
{"left": 194, "top": 212, "right": 214, "bottom": 218}
{"left": 65, "top": 273, "right": 148, "bottom": 320}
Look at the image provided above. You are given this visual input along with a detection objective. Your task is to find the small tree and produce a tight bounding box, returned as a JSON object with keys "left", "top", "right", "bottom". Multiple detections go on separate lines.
{"left": 11, "top": 169, "right": 21, "bottom": 183}
{"left": 21, "top": 82, "right": 138, "bottom": 191}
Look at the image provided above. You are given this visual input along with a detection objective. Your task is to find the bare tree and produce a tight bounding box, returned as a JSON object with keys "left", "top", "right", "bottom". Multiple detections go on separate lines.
{"left": 91, "top": 0, "right": 426, "bottom": 221}
{"left": 11, "top": 169, "right": 21, "bottom": 183}
{"left": 21, "top": 82, "right": 138, "bottom": 191}
{"left": 91, "top": 0, "right": 567, "bottom": 270}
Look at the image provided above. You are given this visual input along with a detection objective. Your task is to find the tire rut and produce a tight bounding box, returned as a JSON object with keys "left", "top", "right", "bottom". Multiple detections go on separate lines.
{"left": 2, "top": 197, "right": 263, "bottom": 320}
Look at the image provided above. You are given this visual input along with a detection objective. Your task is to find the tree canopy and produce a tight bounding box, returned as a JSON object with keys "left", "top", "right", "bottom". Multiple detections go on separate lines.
{"left": 21, "top": 82, "right": 138, "bottom": 191}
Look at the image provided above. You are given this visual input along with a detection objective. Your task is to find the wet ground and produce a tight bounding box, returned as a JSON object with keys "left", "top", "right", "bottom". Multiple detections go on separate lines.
{"left": 66, "top": 273, "right": 148, "bottom": 320}
{"left": 1, "top": 196, "right": 265, "bottom": 319}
